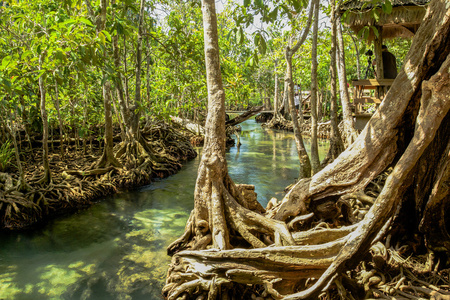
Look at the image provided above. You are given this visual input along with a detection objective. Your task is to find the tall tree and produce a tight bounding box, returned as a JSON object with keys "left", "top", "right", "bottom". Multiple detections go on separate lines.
{"left": 167, "top": 0, "right": 293, "bottom": 257}
{"left": 285, "top": 0, "right": 316, "bottom": 179}
{"left": 38, "top": 52, "right": 51, "bottom": 184}
{"left": 309, "top": 0, "right": 321, "bottom": 173}
{"left": 337, "top": 12, "right": 358, "bottom": 147}
{"left": 323, "top": 0, "right": 344, "bottom": 164}
{"left": 85, "top": 0, "right": 121, "bottom": 168}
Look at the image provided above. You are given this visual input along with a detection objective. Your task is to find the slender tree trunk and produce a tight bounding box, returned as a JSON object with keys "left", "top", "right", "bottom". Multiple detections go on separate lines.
{"left": 111, "top": 89, "right": 126, "bottom": 141}
{"left": 350, "top": 33, "right": 362, "bottom": 80}
{"left": 325, "top": 0, "right": 344, "bottom": 164}
{"left": 123, "top": 34, "right": 130, "bottom": 106}
{"left": 82, "top": 92, "right": 88, "bottom": 154}
{"left": 374, "top": 26, "right": 384, "bottom": 80}
{"left": 286, "top": 50, "right": 312, "bottom": 179}
{"left": 298, "top": 84, "right": 304, "bottom": 125}
{"left": 38, "top": 52, "right": 51, "bottom": 184}
{"left": 283, "top": 0, "right": 316, "bottom": 178}
{"left": 102, "top": 81, "right": 118, "bottom": 165}
{"left": 337, "top": 17, "right": 357, "bottom": 147}
{"left": 282, "top": 76, "right": 289, "bottom": 117}
{"left": 10, "top": 123, "right": 26, "bottom": 190}
{"left": 111, "top": 0, "right": 129, "bottom": 141}
{"left": 273, "top": 58, "right": 279, "bottom": 118}
{"left": 146, "top": 33, "right": 151, "bottom": 104}
{"left": 53, "top": 76, "right": 64, "bottom": 158}
{"left": 97, "top": 0, "right": 120, "bottom": 168}
{"left": 0, "top": 112, "right": 27, "bottom": 190}
{"left": 310, "top": 0, "right": 320, "bottom": 173}
{"left": 130, "top": 0, "right": 146, "bottom": 138}
{"left": 18, "top": 96, "right": 32, "bottom": 148}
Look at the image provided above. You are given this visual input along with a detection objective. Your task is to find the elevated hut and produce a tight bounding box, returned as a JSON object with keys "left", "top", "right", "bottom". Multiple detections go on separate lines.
{"left": 340, "top": 0, "right": 430, "bottom": 79}
{"left": 340, "top": 0, "right": 430, "bottom": 129}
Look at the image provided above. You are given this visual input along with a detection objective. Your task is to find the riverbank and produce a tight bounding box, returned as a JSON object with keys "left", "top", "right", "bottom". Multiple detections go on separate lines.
{"left": 0, "top": 121, "right": 197, "bottom": 230}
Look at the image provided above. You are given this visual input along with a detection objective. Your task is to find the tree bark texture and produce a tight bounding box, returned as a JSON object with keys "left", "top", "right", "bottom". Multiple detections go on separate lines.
{"left": 284, "top": 0, "right": 315, "bottom": 179}
{"left": 337, "top": 16, "right": 357, "bottom": 147}
{"left": 273, "top": 59, "right": 279, "bottom": 117}
{"left": 309, "top": 0, "right": 320, "bottom": 174}
{"left": 286, "top": 49, "right": 311, "bottom": 180}
{"left": 38, "top": 52, "right": 51, "bottom": 184}
{"left": 324, "top": 0, "right": 344, "bottom": 164}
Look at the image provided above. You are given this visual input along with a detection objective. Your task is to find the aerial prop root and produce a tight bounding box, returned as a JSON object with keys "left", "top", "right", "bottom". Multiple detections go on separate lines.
{"left": 222, "top": 184, "right": 295, "bottom": 247}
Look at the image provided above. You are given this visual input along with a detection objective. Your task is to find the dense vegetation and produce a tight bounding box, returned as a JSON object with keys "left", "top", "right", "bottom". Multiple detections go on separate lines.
{"left": 2, "top": 0, "right": 448, "bottom": 299}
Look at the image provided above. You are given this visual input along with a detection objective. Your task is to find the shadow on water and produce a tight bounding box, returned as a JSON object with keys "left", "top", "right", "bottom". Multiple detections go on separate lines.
{"left": 0, "top": 119, "right": 328, "bottom": 300}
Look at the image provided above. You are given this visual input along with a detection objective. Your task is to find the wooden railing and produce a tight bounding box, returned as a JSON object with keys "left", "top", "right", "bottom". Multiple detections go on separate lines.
{"left": 352, "top": 79, "right": 395, "bottom": 113}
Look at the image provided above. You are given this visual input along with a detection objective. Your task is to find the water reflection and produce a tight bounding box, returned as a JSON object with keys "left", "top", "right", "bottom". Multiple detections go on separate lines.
{"left": 0, "top": 119, "right": 328, "bottom": 300}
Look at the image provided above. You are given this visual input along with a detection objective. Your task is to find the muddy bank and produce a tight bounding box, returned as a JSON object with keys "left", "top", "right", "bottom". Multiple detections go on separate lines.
{"left": 0, "top": 121, "right": 197, "bottom": 230}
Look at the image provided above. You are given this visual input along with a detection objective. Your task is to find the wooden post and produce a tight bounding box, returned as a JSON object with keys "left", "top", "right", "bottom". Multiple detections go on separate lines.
{"left": 373, "top": 25, "right": 385, "bottom": 98}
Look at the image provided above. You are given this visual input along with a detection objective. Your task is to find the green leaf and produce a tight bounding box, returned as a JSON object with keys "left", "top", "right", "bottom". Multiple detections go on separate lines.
{"left": 254, "top": 32, "right": 261, "bottom": 47}
{"left": 1, "top": 56, "right": 12, "bottom": 70}
{"left": 373, "top": 10, "right": 380, "bottom": 23}
{"left": 382, "top": 0, "right": 393, "bottom": 14}
{"left": 243, "top": 0, "right": 251, "bottom": 7}
{"left": 258, "top": 36, "right": 267, "bottom": 55}
{"left": 236, "top": 27, "right": 244, "bottom": 44}
{"left": 79, "top": 17, "right": 94, "bottom": 27}
{"left": 255, "top": 0, "right": 264, "bottom": 9}
{"left": 371, "top": 26, "right": 379, "bottom": 38}
{"left": 268, "top": 7, "right": 278, "bottom": 21}
{"left": 292, "top": 0, "right": 302, "bottom": 11}
{"left": 358, "top": 27, "right": 370, "bottom": 40}
{"left": 100, "top": 30, "right": 112, "bottom": 42}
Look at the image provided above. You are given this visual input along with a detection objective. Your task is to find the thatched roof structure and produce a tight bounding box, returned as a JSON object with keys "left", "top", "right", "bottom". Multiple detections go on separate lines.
{"left": 340, "top": 0, "right": 430, "bottom": 40}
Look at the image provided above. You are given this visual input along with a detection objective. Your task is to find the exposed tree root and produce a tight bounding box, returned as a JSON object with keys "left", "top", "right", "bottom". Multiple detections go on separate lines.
{"left": 0, "top": 121, "right": 197, "bottom": 230}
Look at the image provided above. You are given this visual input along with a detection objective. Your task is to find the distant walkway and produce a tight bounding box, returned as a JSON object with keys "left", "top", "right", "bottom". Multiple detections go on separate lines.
{"left": 226, "top": 110, "right": 274, "bottom": 114}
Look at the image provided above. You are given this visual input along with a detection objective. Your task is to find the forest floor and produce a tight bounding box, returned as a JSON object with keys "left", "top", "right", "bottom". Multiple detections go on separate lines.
{"left": 0, "top": 121, "right": 197, "bottom": 230}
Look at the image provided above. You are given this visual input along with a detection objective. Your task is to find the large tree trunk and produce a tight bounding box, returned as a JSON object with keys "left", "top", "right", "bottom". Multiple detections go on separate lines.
{"left": 164, "top": 1, "right": 450, "bottom": 299}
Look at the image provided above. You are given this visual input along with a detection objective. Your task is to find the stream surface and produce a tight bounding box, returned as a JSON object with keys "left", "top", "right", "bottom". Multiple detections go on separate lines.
{"left": 0, "top": 119, "right": 329, "bottom": 300}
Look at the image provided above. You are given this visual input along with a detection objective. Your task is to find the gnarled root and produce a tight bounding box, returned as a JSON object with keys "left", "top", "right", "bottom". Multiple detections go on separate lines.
{"left": 223, "top": 185, "right": 295, "bottom": 248}
{"left": 165, "top": 240, "right": 345, "bottom": 300}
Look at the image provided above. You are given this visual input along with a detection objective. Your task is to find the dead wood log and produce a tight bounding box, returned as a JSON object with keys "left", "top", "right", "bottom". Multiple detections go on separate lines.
{"left": 225, "top": 105, "right": 264, "bottom": 127}
{"left": 170, "top": 116, "right": 205, "bottom": 136}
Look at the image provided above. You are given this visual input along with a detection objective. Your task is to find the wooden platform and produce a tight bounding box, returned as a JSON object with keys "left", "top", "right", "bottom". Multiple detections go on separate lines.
{"left": 352, "top": 79, "right": 394, "bottom": 129}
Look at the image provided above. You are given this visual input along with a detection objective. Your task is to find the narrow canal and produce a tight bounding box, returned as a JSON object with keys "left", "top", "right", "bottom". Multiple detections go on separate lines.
{"left": 0, "top": 119, "right": 329, "bottom": 300}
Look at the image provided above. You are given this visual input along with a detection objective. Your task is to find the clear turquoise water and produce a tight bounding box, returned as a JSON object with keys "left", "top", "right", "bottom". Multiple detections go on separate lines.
{"left": 0, "top": 119, "right": 328, "bottom": 300}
